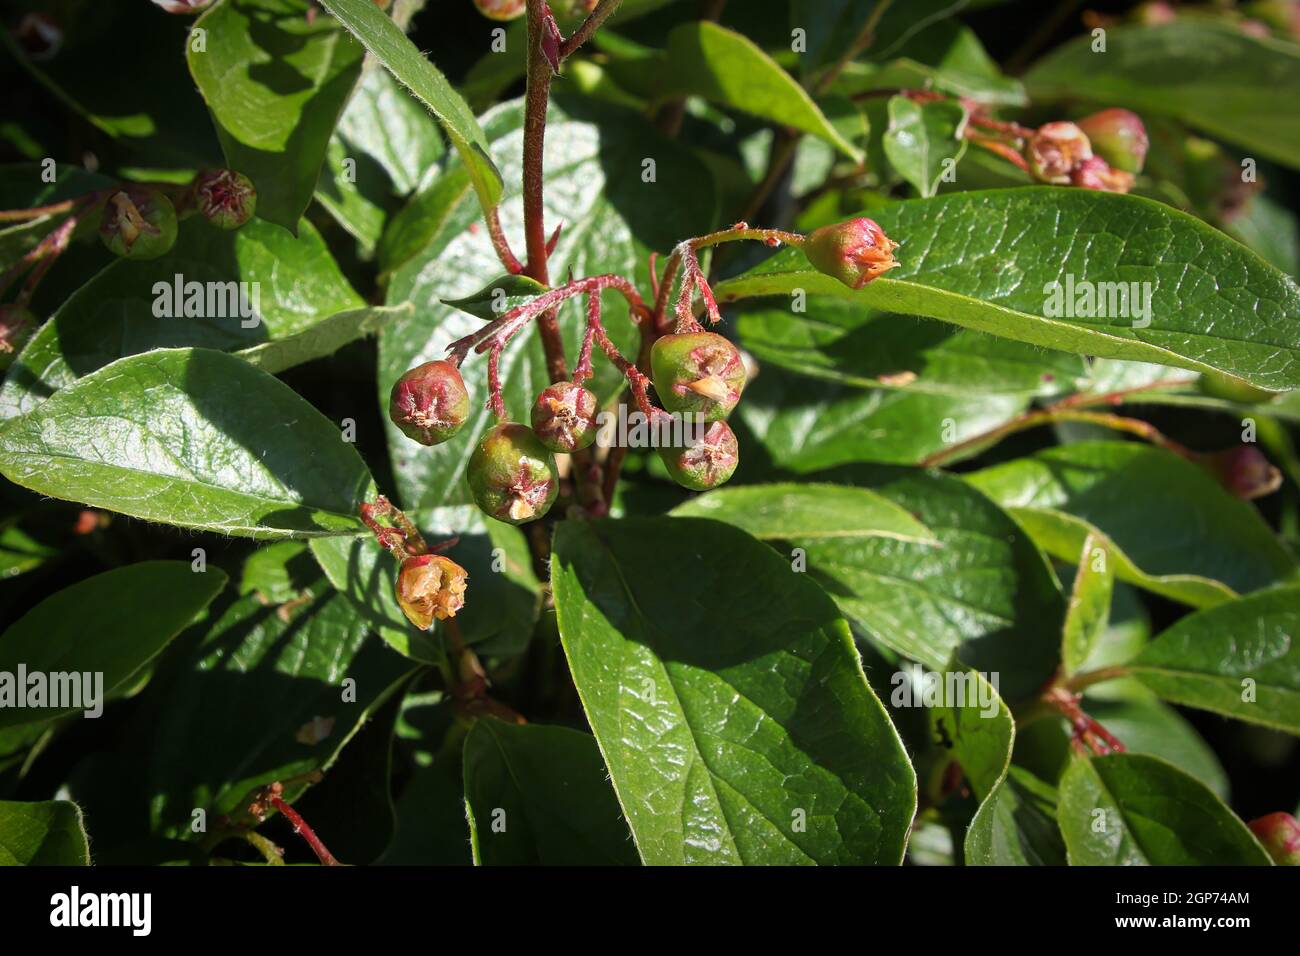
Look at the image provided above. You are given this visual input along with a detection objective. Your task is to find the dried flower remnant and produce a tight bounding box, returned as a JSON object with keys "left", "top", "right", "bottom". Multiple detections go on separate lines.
{"left": 396, "top": 554, "right": 469, "bottom": 630}
{"left": 804, "top": 217, "right": 900, "bottom": 290}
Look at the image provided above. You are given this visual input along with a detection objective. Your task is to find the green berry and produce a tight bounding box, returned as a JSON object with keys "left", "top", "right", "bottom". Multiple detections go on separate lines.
{"left": 651, "top": 332, "right": 747, "bottom": 422}
{"left": 659, "top": 420, "right": 739, "bottom": 491}
{"left": 467, "top": 422, "right": 559, "bottom": 524}
{"left": 531, "top": 381, "right": 599, "bottom": 453}
{"left": 99, "top": 187, "right": 177, "bottom": 261}
{"left": 1076, "top": 109, "right": 1149, "bottom": 174}
{"left": 192, "top": 168, "right": 257, "bottom": 230}
{"left": 389, "top": 360, "right": 471, "bottom": 446}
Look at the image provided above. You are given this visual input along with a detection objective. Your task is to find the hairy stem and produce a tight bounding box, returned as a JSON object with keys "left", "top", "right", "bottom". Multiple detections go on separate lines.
{"left": 269, "top": 795, "right": 342, "bottom": 866}
{"left": 558, "top": 0, "right": 623, "bottom": 61}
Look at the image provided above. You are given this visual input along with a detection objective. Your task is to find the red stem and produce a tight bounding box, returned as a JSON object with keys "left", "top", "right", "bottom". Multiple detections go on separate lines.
{"left": 269, "top": 796, "right": 341, "bottom": 866}
{"left": 558, "top": 0, "right": 623, "bottom": 62}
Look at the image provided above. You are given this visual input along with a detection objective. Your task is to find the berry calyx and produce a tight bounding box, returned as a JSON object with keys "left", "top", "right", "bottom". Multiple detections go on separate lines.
{"left": 389, "top": 360, "right": 471, "bottom": 446}
{"left": 651, "top": 331, "right": 747, "bottom": 422}
{"left": 0, "top": 305, "right": 37, "bottom": 371}
{"left": 804, "top": 217, "right": 900, "bottom": 289}
{"left": 1026, "top": 121, "right": 1093, "bottom": 184}
{"left": 395, "top": 554, "right": 468, "bottom": 631}
{"left": 1076, "top": 109, "right": 1149, "bottom": 174}
{"left": 1248, "top": 812, "right": 1300, "bottom": 865}
{"left": 1070, "top": 156, "right": 1135, "bottom": 194}
{"left": 659, "top": 420, "right": 739, "bottom": 491}
{"left": 192, "top": 168, "right": 257, "bottom": 230}
{"left": 531, "top": 381, "right": 599, "bottom": 453}
{"left": 99, "top": 187, "right": 178, "bottom": 261}
{"left": 473, "top": 0, "right": 526, "bottom": 20}
{"left": 467, "top": 422, "right": 559, "bottom": 525}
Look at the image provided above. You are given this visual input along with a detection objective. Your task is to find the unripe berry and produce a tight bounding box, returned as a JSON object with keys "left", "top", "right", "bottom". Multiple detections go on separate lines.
{"left": 395, "top": 554, "right": 468, "bottom": 631}
{"left": 651, "top": 332, "right": 747, "bottom": 422}
{"left": 804, "top": 217, "right": 900, "bottom": 290}
{"left": 192, "top": 168, "right": 257, "bottom": 230}
{"left": 1248, "top": 812, "right": 1300, "bottom": 865}
{"left": 389, "top": 360, "right": 470, "bottom": 446}
{"left": 659, "top": 420, "right": 739, "bottom": 491}
{"left": 1070, "top": 156, "right": 1135, "bottom": 194}
{"left": 1199, "top": 445, "right": 1282, "bottom": 500}
{"left": 1026, "top": 122, "right": 1092, "bottom": 184}
{"left": 473, "top": 0, "right": 525, "bottom": 20}
{"left": 152, "top": 0, "right": 214, "bottom": 12}
{"left": 99, "top": 187, "right": 177, "bottom": 261}
{"left": 1076, "top": 109, "right": 1149, "bottom": 174}
{"left": 467, "top": 423, "right": 559, "bottom": 525}
{"left": 0, "top": 305, "right": 37, "bottom": 372}
{"left": 531, "top": 381, "right": 598, "bottom": 453}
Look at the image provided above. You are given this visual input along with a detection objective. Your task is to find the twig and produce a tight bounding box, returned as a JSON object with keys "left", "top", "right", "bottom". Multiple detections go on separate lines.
{"left": 812, "top": 0, "right": 893, "bottom": 95}
{"left": 558, "top": 0, "right": 623, "bottom": 62}
{"left": 269, "top": 795, "right": 341, "bottom": 866}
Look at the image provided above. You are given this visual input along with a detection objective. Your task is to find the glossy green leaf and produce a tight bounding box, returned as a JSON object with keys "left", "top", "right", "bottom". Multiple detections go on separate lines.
{"left": 0, "top": 800, "right": 90, "bottom": 865}
{"left": 145, "top": 579, "right": 414, "bottom": 835}
{"left": 1056, "top": 753, "right": 1270, "bottom": 865}
{"left": 316, "top": 0, "right": 503, "bottom": 213}
{"left": 965, "top": 766, "right": 1066, "bottom": 866}
{"left": 883, "top": 96, "right": 967, "bottom": 198}
{"left": 0, "top": 218, "right": 394, "bottom": 419}
{"left": 716, "top": 188, "right": 1300, "bottom": 391}
{"left": 552, "top": 517, "right": 916, "bottom": 864}
{"left": 967, "top": 442, "right": 1297, "bottom": 607}
{"left": 1026, "top": 21, "right": 1300, "bottom": 169}
{"left": 1130, "top": 587, "right": 1300, "bottom": 735}
{"left": 0, "top": 349, "right": 374, "bottom": 538}
{"left": 733, "top": 296, "right": 1084, "bottom": 397}
{"left": 927, "top": 666, "right": 1013, "bottom": 799}
{"left": 1085, "top": 699, "right": 1230, "bottom": 800}
{"left": 659, "top": 23, "right": 863, "bottom": 162}
{"left": 382, "top": 97, "right": 716, "bottom": 512}
{"left": 0, "top": 521, "right": 57, "bottom": 581}
{"left": 1062, "top": 533, "right": 1114, "bottom": 675}
{"left": 675, "top": 476, "right": 1064, "bottom": 700}
{"left": 0, "top": 562, "right": 226, "bottom": 729}
{"left": 189, "top": 0, "right": 365, "bottom": 231}
{"left": 442, "top": 274, "right": 549, "bottom": 322}
{"left": 310, "top": 504, "right": 541, "bottom": 661}
{"left": 464, "top": 718, "right": 639, "bottom": 866}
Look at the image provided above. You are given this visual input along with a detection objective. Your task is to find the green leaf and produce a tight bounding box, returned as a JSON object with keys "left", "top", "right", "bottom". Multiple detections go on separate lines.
{"left": 966, "top": 442, "right": 1297, "bottom": 607}
{"left": 1062, "top": 533, "right": 1114, "bottom": 675}
{"left": 882, "top": 96, "right": 967, "bottom": 198}
{"left": 1026, "top": 21, "right": 1300, "bottom": 169}
{"left": 316, "top": 0, "right": 504, "bottom": 213}
{"left": 189, "top": 0, "right": 365, "bottom": 231}
{"left": 382, "top": 97, "right": 716, "bottom": 513}
{"left": 552, "top": 517, "right": 916, "bottom": 864}
{"left": 660, "top": 23, "right": 863, "bottom": 162}
{"left": 1085, "top": 699, "right": 1230, "bottom": 800}
{"left": 733, "top": 296, "right": 1085, "bottom": 397}
{"left": 1130, "top": 587, "right": 1300, "bottom": 735}
{"left": 310, "top": 505, "right": 541, "bottom": 661}
{"left": 716, "top": 188, "right": 1300, "bottom": 391}
{"left": 675, "top": 476, "right": 1064, "bottom": 700}
{"left": 463, "top": 718, "right": 639, "bottom": 866}
{"left": 0, "top": 562, "right": 226, "bottom": 729}
{"left": 144, "top": 579, "right": 414, "bottom": 834}
{"left": 0, "top": 521, "right": 57, "bottom": 581}
{"left": 0, "top": 218, "right": 394, "bottom": 419}
{"left": 0, "top": 800, "right": 90, "bottom": 865}
{"left": 927, "top": 665, "right": 1013, "bottom": 799}
{"left": 442, "top": 274, "right": 549, "bottom": 322}
{"left": 1056, "top": 753, "right": 1270, "bottom": 865}
{"left": 0, "top": 349, "right": 374, "bottom": 538}
{"left": 965, "top": 766, "right": 1066, "bottom": 866}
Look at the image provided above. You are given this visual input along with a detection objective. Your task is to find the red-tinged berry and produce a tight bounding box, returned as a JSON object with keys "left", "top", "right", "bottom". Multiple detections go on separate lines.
{"left": 1070, "top": 156, "right": 1135, "bottom": 193}
{"left": 99, "top": 187, "right": 177, "bottom": 260}
{"left": 651, "top": 331, "right": 747, "bottom": 422}
{"left": 1199, "top": 445, "right": 1282, "bottom": 500}
{"left": 531, "top": 381, "right": 599, "bottom": 453}
{"left": 473, "top": 0, "right": 525, "bottom": 20}
{"left": 151, "top": 0, "right": 214, "bottom": 12}
{"left": 1026, "top": 121, "right": 1092, "bottom": 184}
{"left": 192, "top": 168, "right": 257, "bottom": 230}
{"left": 389, "top": 360, "right": 470, "bottom": 446}
{"left": 804, "top": 217, "right": 900, "bottom": 290}
{"left": 1248, "top": 812, "right": 1300, "bottom": 865}
{"left": 0, "top": 305, "right": 37, "bottom": 371}
{"left": 659, "top": 420, "right": 739, "bottom": 491}
{"left": 467, "top": 422, "right": 559, "bottom": 524}
{"left": 1076, "top": 109, "right": 1149, "bottom": 174}
{"left": 395, "top": 554, "right": 468, "bottom": 630}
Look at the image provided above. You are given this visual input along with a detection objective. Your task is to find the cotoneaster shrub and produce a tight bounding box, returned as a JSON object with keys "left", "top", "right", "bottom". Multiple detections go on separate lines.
{"left": 0, "top": 0, "right": 1298, "bottom": 868}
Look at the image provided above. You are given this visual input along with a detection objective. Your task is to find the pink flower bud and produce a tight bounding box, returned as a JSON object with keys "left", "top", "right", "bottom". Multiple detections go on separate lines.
{"left": 1248, "top": 812, "right": 1300, "bottom": 865}
{"left": 1070, "top": 156, "right": 1136, "bottom": 194}
{"left": 1026, "top": 122, "right": 1093, "bottom": 184}
{"left": 804, "top": 217, "right": 900, "bottom": 290}
{"left": 395, "top": 554, "right": 469, "bottom": 630}
{"left": 1199, "top": 445, "right": 1282, "bottom": 500}
{"left": 1076, "top": 109, "right": 1149, "bottom": 173}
